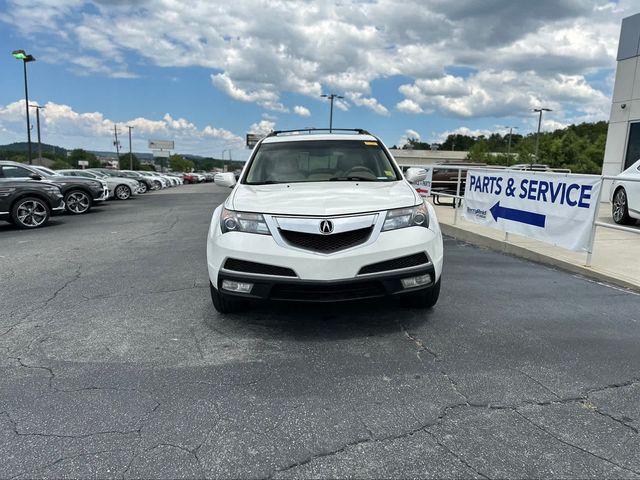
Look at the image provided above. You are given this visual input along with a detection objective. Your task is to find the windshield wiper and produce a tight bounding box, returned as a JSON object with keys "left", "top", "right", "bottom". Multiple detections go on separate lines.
{"left": 247, "top": 180, "right": 283, "bottom": 185}
{"left": 329, "top": 176, "right": 376, "bottom": 181}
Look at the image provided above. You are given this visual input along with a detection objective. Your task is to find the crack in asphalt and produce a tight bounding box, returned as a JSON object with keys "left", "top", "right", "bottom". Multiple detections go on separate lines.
{"left": 1, "top": 263, "right": 82, "bottom": 340}
{"left": 80, "top": 284, "right": 208, "bottom": 301}
{"left": 513, "top": 409, "right": 640, "bottom": 476}
{"left": 425, "top": 430, "right": 490, "bottom": 479}
{"left": 510, "top": 366, "right": 562, "bottom": 400}
{"left": 124, "top": 212, "right": 180, "bottom": 244}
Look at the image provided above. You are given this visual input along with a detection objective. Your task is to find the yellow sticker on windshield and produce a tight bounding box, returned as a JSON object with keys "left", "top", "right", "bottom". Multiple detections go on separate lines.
{"left": 384, "top": 170, "right": 393, "bottom": 176}
{"left": 364, "top": 141, "right": 378, "bottom": 146}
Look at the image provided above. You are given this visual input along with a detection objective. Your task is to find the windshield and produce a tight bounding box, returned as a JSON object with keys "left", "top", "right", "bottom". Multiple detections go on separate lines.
{"left": 77, "top": 171, "right": 101, "bottom": 179}
{"left": 37, "top": 166, "right": 61, "bottom": 176}
{"left": 244, "top": 140, "right": 401, "bottom": 184}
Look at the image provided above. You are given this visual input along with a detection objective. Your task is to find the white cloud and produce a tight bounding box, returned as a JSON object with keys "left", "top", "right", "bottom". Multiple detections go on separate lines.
{"left": 0, "top": 99, "right": 244, "bottom": 155}
{"left": 397, "top": 128, "right": 421, "bottom": 147}
{"left": 345, "top": 93, "right": 389, "bottom": 116}
{"left": 293, "top": 105, "right": 311, "bottom": 117}
{"left": 430, "top": 126, "right": 495, "bottom": 143}
{"left": 1, "top": 0, "right": 637, "bottom": 127}
{"left": 398, "top": 70, "right": 610, "bottom": 120}
{"left": 248, "top": 120, "right": 276, "bottom": 136}
{"left": 396, "top": 99, "right": 424, "bottom": 114}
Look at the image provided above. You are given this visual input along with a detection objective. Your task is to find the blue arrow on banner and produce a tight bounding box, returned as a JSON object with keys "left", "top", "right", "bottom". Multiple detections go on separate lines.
{"left": 489, "top": 201, "right": 546, "bottom": 228}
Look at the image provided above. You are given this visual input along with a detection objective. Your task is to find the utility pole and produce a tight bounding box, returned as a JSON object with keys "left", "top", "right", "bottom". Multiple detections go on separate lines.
{"left": 533, "top": 108, "right": 551, "bottom": 167}
{"left": 504, "top": 126, "right": 518, "bottom": 166}
{"left": 320, "top": 93, "right": 344, "bottom": 132}
{"left": 113, "top": 124, "right": 121, "bottom": 165}
{"left": 30, "top": 105, "right": 45, "bottom": 161}
{"left": 127, "top": 125, "right": 134, "bottom": 170}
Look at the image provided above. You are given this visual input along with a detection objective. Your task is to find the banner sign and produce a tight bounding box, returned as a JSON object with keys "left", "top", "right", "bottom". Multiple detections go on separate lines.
{"left": 463, "top": 169, "right": 601, "bottom": 252}
{"left": 414, "top": 166, "right": 433, "bottom": 198}
{"left": 149, "top": 140, "right": 174, "bottom": 150}
{"left": 246, "top": 133, "right": 263, "bottom": 148}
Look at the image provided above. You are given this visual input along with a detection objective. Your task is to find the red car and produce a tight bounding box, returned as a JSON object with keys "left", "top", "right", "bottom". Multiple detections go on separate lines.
{"left": 183, "top": 173, "right": 198, "bottom": 184}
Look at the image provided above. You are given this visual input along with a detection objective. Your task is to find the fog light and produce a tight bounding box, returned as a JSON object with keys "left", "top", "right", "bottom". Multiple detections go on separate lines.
{"left": 222, "top": 280, "right": 253, "bottom": 293}
{"left": 401, "top": 274, "right": 431, "bottom": 289}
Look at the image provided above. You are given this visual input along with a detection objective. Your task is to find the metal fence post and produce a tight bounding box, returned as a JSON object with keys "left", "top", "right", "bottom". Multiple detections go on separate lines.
{"left": 585, "top": 176, "right": 605, "bottom": 267}
{"left": 453, "top": 168, "right": 462, "bottom": 225}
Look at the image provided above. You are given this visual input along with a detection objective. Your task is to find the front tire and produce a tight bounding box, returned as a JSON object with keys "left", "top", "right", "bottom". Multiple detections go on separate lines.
{"left": 115, "top": 184, "right": 132, "bottom": 200}
{"left": 64, "top": 189, "right": 92, "bottom": 215}
{"left": 406, "top": 279, "right": 441, "bottom": 309}
{"left": 210, "top": 282, "right": 242, "bottom": 314}
{"left": 138, "top": 182, "right": 148, "bottom": 194}
{"left": 11, "top": 197, "right": 51, "bottom": 229}
{"left": 612, "top": 187, "right": 634, "bottom": 225}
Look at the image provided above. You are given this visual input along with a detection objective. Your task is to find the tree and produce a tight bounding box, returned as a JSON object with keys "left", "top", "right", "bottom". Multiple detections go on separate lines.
{"left": 119, "top": 153, "right": 141, "bottom": 170}
{"left": 51, "top": 159, "right": 71, "bottom": 169}
{"left": 68, "top": 149, "right": 99, "bottom": 168}
{"left": 169, "top": 154, "right": 194, "bottom": 172}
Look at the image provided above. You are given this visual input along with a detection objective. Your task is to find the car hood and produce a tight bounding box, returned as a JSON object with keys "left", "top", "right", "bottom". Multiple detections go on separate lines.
{"left": 44, "top": 176, "right": 103, "bottom": 188}
{"left": 231, "top": 181, "right": 420, "bottom": 216}
{"left": 111, "top": 176, "right": 138, "bottom": 185}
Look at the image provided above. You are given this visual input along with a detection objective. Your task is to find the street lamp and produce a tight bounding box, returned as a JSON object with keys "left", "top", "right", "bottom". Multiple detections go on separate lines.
{"left": 320, "top": 93, "right": 343, "bottom": 132}
{"left": 12, "top": 49, "right": 36, "bottom": 164}
{"left": 503, "top": 126, "right": 519, "bottom": 165}
{"left": 533, "top": 108, "right": 551, "bottom": 166}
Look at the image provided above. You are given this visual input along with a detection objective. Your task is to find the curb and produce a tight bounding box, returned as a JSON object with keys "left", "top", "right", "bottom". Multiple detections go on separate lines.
{"left": 440, "top": 223, "right": 640, "bottom": 293}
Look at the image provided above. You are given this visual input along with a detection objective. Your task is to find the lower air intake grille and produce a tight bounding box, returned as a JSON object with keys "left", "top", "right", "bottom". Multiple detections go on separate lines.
{"left": 223, "top": 258, "right": 296, "bottom": 277}
{"left": 358, "top": 252, "right": 429, "bottom": 275}
{"left": 279, "top": 227, "right": 372, "bottom": 253}
{"left": 270, "top": 281, "right": 385, "bottom": 302}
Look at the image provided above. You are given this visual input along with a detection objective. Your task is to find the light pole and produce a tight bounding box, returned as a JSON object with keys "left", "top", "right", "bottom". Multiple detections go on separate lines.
{"left": 504, "top": 126, "right": 518, "bottom": 165}
{"left": 127, "top": 126, "right": 134, "bottom": 170}
{"left": 533, "top": 108, "right": 551, "bottom": 166}
{"left": 12, "top": 50, "right": 36, "bottom": 164}
{"left": 30, "top": 104, "right": 46, "bottom": 161}
{"left": 320, "top": 93, "right": 343, "bottom": 132}
{"left": 113, "top": 124, "right": 121, "bottom": 165}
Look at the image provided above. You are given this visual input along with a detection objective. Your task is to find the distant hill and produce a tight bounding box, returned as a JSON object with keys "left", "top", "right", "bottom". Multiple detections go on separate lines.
{"left": 0, "top": 142, "right": 68, "bottom": 154}
{"left": 88, "top": 149, "right": 155, "bottom": 160}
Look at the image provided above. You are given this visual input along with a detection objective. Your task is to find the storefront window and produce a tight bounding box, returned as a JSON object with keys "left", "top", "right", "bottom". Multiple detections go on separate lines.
{"left": 625, "top": 122, "right": 640, "bottom": 169}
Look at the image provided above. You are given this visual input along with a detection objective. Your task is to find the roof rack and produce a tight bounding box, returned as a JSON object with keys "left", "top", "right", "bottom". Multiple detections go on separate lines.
{"left": 266, "top": 128, "right": 371, "bottom": 137}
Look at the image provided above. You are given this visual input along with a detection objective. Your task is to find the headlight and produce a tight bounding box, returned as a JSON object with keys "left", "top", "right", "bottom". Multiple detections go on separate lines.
{"left": 42, "top": 186, "right": 62, "bottom": 195}
{"left": 220, "top": 207, "right": 270, "bottom": 235}
{"left": 382, "top": 203, "right": 429, "bottom": 231}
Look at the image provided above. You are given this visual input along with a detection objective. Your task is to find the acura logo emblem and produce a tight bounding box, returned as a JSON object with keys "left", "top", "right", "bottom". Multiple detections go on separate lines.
{"left": 319, "top": 220, "right": 334, "bottom": 234}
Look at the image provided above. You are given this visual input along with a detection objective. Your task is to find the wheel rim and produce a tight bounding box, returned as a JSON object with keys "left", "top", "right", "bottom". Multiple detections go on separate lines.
{"left": 116, "top": 186, "right": 130, "bottom": 199}
{"left": 613, "top": 189, "right": 627, "bottom": 222}
{"left": 139, "top": 183, "right": 147, "bottom": 193}
{"left": 17, "top": 200, "right": 47, "bottom": 227}
{"left": 66, "top": 191, "right": 90, "bottom": 213}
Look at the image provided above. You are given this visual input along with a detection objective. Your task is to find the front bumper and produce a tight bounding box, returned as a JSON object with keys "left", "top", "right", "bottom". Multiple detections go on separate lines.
{"left": 207, "top": 205, "right": 444, "bottom": 303}
{"left": 95, "top": 186, "right": 109, "bottom": 201}
{"left": 218, "top": 265, "right": 436, "bottom": 302}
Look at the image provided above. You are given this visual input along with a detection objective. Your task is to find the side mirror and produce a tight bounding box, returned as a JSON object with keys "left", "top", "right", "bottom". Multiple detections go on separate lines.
{"left": 404, "top": 167, "right": 427, "bottom": 184}
{"left": 29, "top": 173, "right": 42, "bottom": 181}
{"left": 214, "top": 172, "right": 237, "bottom": 188}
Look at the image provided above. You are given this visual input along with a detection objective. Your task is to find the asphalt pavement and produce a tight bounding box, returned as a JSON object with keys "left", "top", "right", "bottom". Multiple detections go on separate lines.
{"left": 1, "top": 182, "right": 639, "bottom": 479}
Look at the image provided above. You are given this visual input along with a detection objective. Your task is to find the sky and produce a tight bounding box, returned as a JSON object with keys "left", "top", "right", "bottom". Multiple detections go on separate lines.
{"left": 0, "top": 0, "right": 635, "bottom": 159}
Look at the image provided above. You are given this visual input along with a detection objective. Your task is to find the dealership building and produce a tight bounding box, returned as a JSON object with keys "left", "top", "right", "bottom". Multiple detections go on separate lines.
{"left": 604, "top": 12, "right": 640, "bottom": 176}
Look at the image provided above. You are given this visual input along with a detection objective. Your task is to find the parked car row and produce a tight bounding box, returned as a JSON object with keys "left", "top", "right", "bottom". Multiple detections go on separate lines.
{"left": 182, "top": 171, "right": 215, "bottom": 184}
{"left": 0, "top": 160, "right": 187, "bottom": 229}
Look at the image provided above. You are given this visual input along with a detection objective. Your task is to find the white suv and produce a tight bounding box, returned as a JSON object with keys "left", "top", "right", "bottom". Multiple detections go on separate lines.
{"left": 206, "top": 129, "right": 443, "bottom": 313}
